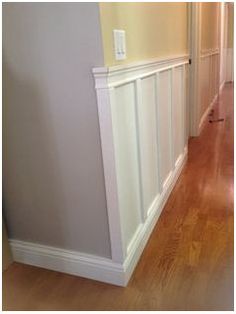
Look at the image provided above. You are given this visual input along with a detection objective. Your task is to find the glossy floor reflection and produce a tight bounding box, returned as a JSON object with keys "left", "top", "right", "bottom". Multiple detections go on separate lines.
{"left": 3, "top": 83, "right": 234, "bottom": 310}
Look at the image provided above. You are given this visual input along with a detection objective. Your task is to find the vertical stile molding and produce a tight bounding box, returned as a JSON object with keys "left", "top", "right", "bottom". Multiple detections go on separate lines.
{"left": 154, "top": 72, "right": 163, "bottom": 195}
{"left": 168, "top": 69, "right": 174, "bottom": 175}
{"left": 170, "top": 67, "right": 175, "bottom": 170}
{"left": 211, "top": 56, "right": 213, "bottom": 101}
{"left": 134, "top": 78, "right": 146, "bottom": 222}
{"left": 182, "top": 65, "right": 187, "bottom": 150}
{"left": 189, "top": 3, "right": 201, "bottom": 136}
{"left": 95, "top": 86, "right": 125, "bottom": 263}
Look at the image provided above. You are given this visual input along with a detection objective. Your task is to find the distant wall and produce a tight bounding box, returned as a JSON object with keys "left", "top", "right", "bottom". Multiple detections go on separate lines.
{"left": 99, "top": 2, "right": 188, "bottom": 66}
{"left": 199, "top": 2, "right": 220, "bottom": 130}
{"left": 3, "top": 3, "right": 111, "bottom": 258}
{"left": 227, "top": 3, "right": 234, "bottom": 49}
{"left": 201, "top": 2, "right": 220, "bottom": 51}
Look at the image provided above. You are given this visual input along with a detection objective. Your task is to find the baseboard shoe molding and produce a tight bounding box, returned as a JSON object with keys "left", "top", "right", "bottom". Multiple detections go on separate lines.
{"left": 9, "top": 147, "right": 187, "bottom": 287}
{"left": 198, "top": 94, "right": 218, "bottom": 134}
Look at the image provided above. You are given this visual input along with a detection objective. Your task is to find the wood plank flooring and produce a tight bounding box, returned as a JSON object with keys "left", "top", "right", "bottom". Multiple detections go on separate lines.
{"left": 2, "top": 83, "right": 234, "bottom": 310}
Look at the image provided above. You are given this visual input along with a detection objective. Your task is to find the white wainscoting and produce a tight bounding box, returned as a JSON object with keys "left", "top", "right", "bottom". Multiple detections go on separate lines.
{"left": 10, "top": 55, "right": 189, "bottom": 287}
{"left": 199, "top": 49, "right": 220, "bottom": 133}
{"left": 93, "top": 55, "right": 189, "bottom": 284}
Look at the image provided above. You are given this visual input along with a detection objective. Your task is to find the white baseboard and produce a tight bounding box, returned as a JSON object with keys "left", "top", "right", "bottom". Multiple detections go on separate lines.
{"left": 9, "top": 240, "right": 125, "bottom": 286}
{"left": 10, "top": 146, "right": 187, "bottom": 287}
{"left": 198, "top": 94, "right": 218, "bottom": 134}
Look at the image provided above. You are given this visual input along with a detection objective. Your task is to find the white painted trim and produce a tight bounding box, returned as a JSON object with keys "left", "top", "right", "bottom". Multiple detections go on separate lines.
{"left": 10, "top": 239, "right": 125, "bottom": 286}
{"left": 93, "top": 54, "right": 189, "bottom": 264}
{"left": 95, "top": 85, "right": 125, "bottom": 263}
{"left": 189, "top": 3, "right": 201, "bottom": 137}
{"left": 200, "top": 49, "right": 220, "bottom": 59}
{"left": 93, "top": 54, "right": 189, "bottom": 77}
{"left": 93, "top": 55, "right": 189, "bottom": 89}
{"left": 198, "top": 94, "right": 218, "bottom": 134}
{"left": 10, "top": 146, "right": 187, "bottom": 287}
{"left": 134, "top": 78, "right": 146, "bottom": 223}
{"left": 155, "top": 72, "right": 163, "bottom": 194}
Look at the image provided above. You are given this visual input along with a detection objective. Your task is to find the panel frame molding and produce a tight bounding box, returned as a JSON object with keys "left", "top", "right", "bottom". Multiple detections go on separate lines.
{"left": 93, "top": 54, "right": 189, "bottom": 268}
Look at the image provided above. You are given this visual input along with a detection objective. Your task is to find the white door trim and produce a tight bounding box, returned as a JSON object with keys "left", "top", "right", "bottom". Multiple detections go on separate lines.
{"left": 189, "top": 3, "right": 201, "bottom": 137}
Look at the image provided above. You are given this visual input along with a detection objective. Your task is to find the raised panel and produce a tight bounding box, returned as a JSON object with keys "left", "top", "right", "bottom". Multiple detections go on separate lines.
{"left": 138, "top": 75, "right": 159, "bottom": 216}
{"left": 172, "top": 66, "right": 184, "bottom": 165}
{"left": 157, "top": 70, "right": 172, "bottom": 187}
{"left": 111, "top": 83, "right": 142, "bottom": 250}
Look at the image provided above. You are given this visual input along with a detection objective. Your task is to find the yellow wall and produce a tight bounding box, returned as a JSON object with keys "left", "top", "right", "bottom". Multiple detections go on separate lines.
{"left": 201, "top": 2, "right": 220, "bottom": 51}
{"left": 227, "top": 4, "right": 234, "bottom": 48}
{"left": 99, "top": 3, "right": 188, "bottom": 66}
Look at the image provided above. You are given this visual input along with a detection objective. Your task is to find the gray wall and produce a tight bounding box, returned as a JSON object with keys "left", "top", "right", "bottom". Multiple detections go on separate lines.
{"left": 3, "top": 3, "right": 111, "bottom": 258}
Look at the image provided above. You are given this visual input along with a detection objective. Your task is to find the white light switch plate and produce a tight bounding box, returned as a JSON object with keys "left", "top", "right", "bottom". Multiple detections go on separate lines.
{"left": 113, "top": 30, "right": 126, "bottom": 60}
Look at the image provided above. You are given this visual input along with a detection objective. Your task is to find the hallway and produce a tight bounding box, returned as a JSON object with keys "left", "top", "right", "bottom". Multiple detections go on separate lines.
{"left": 3, "top": 84, "right": 234, "bottom": 310}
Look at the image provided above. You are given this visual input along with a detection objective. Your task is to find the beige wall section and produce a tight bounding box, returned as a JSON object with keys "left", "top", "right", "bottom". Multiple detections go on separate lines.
{"left": 201, "top": 2, "right": 220, "bottom": 51}
{"left": 227, "top": 3, "right": 234, "bottom": 48}
{"left": 99, "top": 2, "right": 188, "bottom": 66}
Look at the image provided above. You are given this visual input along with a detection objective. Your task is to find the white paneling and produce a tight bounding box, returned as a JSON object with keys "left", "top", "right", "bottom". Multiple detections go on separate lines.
{"left": 183, "top": 65, "right": 188, "bottom": 151}
{"left": 111, "top": 83, "right": 142, "bottom": 251}
{"left": 199, "top": 51, "right": 220, "bottom": 133}
{"left": 138, "top": 75, "right": 160, "bottom": 217}
{"left": 172, "top": 66, "right": 184, "bottom": 165}
{"left": 157, "top": 70, "right": 172, "bottom": 188}
{"left": 93, "top": 55, "right": 189, "bottom": 285}
{"left": 198, "top": 51, "right": 220, "bottom": 133}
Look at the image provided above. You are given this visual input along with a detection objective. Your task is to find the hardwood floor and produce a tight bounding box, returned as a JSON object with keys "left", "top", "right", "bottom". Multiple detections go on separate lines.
{"left": 3, "top": 84, "right": 234, "bottom": 311}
